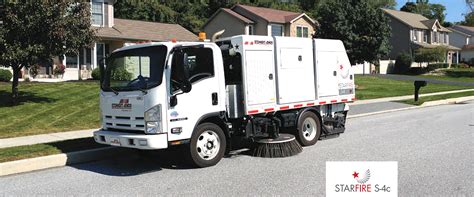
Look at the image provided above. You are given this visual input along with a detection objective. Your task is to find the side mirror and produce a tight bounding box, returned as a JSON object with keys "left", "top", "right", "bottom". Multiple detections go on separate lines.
{"left": 170, "top": 95, "right": 178, "bottom": 107}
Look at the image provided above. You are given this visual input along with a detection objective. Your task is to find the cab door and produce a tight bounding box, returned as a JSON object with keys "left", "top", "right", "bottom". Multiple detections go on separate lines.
{"left": 166, "top": 46, "right": 223, "bottom": 141}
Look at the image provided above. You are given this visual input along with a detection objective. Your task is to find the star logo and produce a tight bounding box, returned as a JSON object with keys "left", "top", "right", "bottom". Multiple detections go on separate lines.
{"left": 352, "top": 171, "right": 359, "bottom": 179}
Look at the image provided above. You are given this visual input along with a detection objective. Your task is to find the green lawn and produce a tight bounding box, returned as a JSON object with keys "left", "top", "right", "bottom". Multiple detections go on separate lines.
{"left": 0, "top": 81, "right": 100, "bottom": 138}
{"left": 0, "top": 138, "right": 105, "bottom": 163}
{"left": 413, "top": 75, "right": 474, "bottom": 83}
{"left": 398, "top": 91, "right": 474, "bottom": 106}
{"left": 355, "top": 75, "right": 473, "bottom": 100}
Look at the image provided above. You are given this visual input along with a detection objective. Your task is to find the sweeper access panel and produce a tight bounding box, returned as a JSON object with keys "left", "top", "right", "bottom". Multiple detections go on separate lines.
{"left": 94, "top": 34, "right": 355, "bottom": 168}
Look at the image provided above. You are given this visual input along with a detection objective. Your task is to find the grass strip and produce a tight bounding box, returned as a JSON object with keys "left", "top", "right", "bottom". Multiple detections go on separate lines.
{"left": 397, "top": 91, "right": 474, "bottom": 106}
{"left": 0, "top": 138, "right": 106, "bottom": 163}
{"left": 355, "top": 75, "right": 473, "bottom": 100}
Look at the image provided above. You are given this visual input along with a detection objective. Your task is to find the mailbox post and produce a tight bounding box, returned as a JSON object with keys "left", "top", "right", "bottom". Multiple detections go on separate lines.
{"left": 414, "top": 80, "right": 427, "bottom": 101}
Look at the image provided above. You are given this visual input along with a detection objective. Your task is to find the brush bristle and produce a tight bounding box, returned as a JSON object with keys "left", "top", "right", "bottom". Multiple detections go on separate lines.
{"left": 251, "top": 139, "right": 303, "bottom": 158}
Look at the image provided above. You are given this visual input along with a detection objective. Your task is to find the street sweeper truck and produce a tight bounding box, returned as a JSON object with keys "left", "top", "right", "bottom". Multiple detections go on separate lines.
{"left": 94, "top": 32, "right": 355, "bottom": 167}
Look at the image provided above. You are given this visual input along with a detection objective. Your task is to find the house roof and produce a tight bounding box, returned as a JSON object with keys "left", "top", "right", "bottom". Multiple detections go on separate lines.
{"left": 448, "top": 27, "right": 471, "bottom": 37}
{"left": 95, "top": 18, "right": 197, "bottom": 41}
{"left": 462, "top": 44, "right": 474, "bottom": 50}
{"left": 232, "top": 4, "right": 316, "bottom": 25}
{"left": 202, "top": 8, "right": 254, "bottom": 28}
{"left": 382, "top": 9, "right": 450, "bottom": 32}
{"left": 412, "top": 42, "right": 461, "bottom": 51}
{"left": 450, "top": 25, "right": 474, "bottom": 36}
{"left": 222, "top": 8, "right": 254, "bottom": 24}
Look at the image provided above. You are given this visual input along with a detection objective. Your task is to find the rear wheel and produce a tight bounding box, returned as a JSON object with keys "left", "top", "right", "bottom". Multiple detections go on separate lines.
{"left": 296, "top": 111, "right": 321, "bottom": 146}
{"left": 187, "top": 123, "right": 226, "bottom": 168}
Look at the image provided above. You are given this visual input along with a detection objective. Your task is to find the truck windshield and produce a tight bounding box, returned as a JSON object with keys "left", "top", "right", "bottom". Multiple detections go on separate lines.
{"left": 101, "top": 45, "right": 167, "bottom": 92}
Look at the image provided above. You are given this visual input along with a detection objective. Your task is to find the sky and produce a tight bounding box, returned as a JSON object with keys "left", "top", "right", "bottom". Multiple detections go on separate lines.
{"left": 395, "top": 0, "right": 469, "bottom": 22}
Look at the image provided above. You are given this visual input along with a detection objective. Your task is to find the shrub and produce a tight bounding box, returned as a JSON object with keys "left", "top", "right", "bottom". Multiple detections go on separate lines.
{"left": 91, "top": 68, "right": 100, "bottom": 80}
{"left": 29, "top": 64, "right": 41, "bottom": 78}
{"left": 0, "top": 69, "right": 13, "bottom": 82}
{"left": 427, "top": 63, "right": 448, "bottom": 71}
{"left": 394, "top": 53, "right": 412, "bottom": 74}
{"left": 54, "top": 64, "right": 65, "bottom": 75}
{"left": 450, "top": 63, "right": 469, "bottom": 69}
{"left": 111, "top": 67, "right": 132, "bottom": 81}
{"left": 414, "top": 47, "right": 447, "bottom": 63}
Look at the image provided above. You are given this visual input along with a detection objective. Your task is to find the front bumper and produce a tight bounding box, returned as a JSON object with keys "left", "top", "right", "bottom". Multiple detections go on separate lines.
{"left": 93, "top": 130, "right": 168, "bottom": 150}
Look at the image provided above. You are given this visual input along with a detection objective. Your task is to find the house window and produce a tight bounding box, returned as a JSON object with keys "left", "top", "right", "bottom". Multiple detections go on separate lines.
{"left": 444, "top": 33, "right": 448, "bottom": 44}
{"left": 66, "top": 55, "right": 78, "bottom": 68}
{"left": 271, "top": 24, "right": 283, "bottom": 36}
{"left": 296, "top": 26, "right": 309, "bottom": 38}
{"left": 96, "top": 43, "right": 109, "bottom": 67}
{"left": 247, "top": 25, "right": 253, "bottom": 35}
{"left": 412, "top": 30, "right": 417, "bottom": 41}
{"left": 91, "top": 0, "right": 103, "bottom": 26}
{"left": 423, "top": 30, "right": 428, "bottom": 43}
{"left": 434, "top": 32, "right": 439, "bottom": 43}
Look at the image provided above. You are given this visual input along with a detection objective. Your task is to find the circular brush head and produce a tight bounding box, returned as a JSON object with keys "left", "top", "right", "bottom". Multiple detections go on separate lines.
{"left": 251, "top": 134, "right": 303, "bottom": 158}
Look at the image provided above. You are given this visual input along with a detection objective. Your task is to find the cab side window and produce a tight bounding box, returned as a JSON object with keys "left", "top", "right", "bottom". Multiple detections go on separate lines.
{"left": 184, "top": 48, "right": 214, "bottom": 83}
{"left": 170, "top": 47, "right": 214, "bottom": 93}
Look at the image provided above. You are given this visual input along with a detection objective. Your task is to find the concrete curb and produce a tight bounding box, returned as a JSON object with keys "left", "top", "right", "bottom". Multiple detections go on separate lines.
{"left": 0, "top": 129, "right": 97, "bottom": 149}
{"left": 0, "top": 147, "right": 131, "bottom": 177}
{"left": 348, "top": 96, "right": 474, "bottom": 119}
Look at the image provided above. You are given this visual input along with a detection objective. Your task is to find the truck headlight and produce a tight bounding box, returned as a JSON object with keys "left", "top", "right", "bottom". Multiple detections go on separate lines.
{"left": 145, "top": 104, "right": 163, "bottom": 134}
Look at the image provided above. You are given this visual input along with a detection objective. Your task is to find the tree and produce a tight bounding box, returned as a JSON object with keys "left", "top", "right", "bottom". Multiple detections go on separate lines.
{"left": 0, "top": 1, "right": 96, "bottom": 103}
{"left": 414, "top": 47, "right": 447, "bottom": 63}
{"left": 366, "top": 0, "right": 397, "bottom": 9}
{"left": 461, "top": 12, "right": 474, "bottom": 26}
{"left": 400, "top": 1, "right": 447, "bottom": 24}
{"left": 315, "top": 0, "right": 391, "bottom": 65}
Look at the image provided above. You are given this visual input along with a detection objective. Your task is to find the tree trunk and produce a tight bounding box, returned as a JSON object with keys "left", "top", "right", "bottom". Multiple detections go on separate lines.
{"left": 11, "top": 66, "right": 21, "bottom": 104}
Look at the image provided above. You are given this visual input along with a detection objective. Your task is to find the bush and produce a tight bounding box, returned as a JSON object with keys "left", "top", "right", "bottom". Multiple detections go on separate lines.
{"left": 450, "top": 63, "right": 469, "bottom": 69}
{"left": 111, "top": 67, "right": 132, "bottom": 81}
{"left": 0, "top": 69, "right": 13, "bottom": 82}
{"left": 414, "top": 47, "right": 447, "bottom": 63}
{"left": 427, "top": 63, "right": 448, "bottom": 71}
{"left": 91, "top": 68, "right": 100, "bottom": 80}
{"left": 54, "top": 64, "right": 65, "bottom": 75}
{"left": 394, "top": 53, "right": 412, "bottom": 74}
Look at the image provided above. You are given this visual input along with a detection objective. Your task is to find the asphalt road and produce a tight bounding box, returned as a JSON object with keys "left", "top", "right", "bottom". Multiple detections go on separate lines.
{"left": 1, "top": 102, "right": 473, "bottom": 196}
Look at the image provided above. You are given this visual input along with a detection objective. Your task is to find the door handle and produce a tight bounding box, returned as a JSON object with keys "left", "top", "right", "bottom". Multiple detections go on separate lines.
{"left": 212, "top": 92, "right": 218, "bottom": 105}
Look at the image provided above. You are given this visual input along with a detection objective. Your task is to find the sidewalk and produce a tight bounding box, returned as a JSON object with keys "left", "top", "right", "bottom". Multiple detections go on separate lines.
{"left": 1, "top": 89, "right": 474, "bottom": 149}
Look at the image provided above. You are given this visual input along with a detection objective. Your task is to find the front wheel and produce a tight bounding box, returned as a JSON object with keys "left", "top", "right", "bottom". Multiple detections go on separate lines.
{"left": 187, "top": 123, "right": 226, "bottom": 168}
{"left": 296, "top": 111, "right": 321, "bottom": 146}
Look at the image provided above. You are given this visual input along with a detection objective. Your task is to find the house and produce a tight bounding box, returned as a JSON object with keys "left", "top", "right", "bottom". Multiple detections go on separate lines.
{"left": 42, "top": 0, "right": 197, "bottom": 81}
{"left": 448, "top": 25, "right": 474, "bottom": 64}
{"left": 203, "top": 4, "right": 318, "bottom": 38}
{"left": 382, "top": 9, "right": 460, "bottom": 65}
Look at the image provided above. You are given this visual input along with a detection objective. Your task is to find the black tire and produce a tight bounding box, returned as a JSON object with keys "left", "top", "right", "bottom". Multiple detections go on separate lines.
{"left": 187, "top": 123, "right": 226, "bottom": 168}
{"left": 296, "top": 111, "right": 321, "bottom": 146}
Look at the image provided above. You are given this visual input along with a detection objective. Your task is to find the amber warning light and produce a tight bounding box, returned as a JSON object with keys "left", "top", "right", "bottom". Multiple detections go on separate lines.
{"left": 199, "top": 32, "right": 206, "bottom": 41}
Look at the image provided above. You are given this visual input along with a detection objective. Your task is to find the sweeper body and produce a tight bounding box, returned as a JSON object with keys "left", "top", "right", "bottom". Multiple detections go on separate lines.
{"left": 94, "top": 34, "right": 355, "bottom": 167}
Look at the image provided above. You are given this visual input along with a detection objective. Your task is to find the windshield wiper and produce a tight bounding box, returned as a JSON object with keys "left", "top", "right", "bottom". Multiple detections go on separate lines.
{"left": 107, "top": 86, "right": 119, "bottom": 95}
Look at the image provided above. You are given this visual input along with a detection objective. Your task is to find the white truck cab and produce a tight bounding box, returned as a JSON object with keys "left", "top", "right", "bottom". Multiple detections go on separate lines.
{"left": 94, "top": 35, "right": 355, "bottom": 167}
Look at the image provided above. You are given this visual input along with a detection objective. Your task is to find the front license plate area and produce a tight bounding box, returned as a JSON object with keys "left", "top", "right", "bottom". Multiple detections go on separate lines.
{"left": 109, "top": 137, "right": 121, "bottom": 146}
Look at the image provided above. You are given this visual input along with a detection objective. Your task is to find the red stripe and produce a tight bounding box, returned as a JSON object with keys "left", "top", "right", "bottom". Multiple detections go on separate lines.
{"left": 264, "top": 108, "right": 274, "bottom": 112}
{"left": 294, "top": 104, "right": 303, "bottom": 108}
{"left": 341, "top": 99, "right": 348, "bottom": 102}
{"left": 280, "top": 106, "right": 290, "bottom": 110}
{"left": 248, "top": 110, "right": 259, "bottom": 114}
{"left": 330, "top": 100, "right": 337, "bottom": 103}
{"left": 307, "top": 102, "right": 315, "bottom": 106}
{"left": 244, "top": 41, "right": 248, "bottom": 45}
{"left": 250, "top": 42, "right": 254, "bottom": 45}
{"left": 319, "top": 101, "right": 327, "bottom": 105}
{"left": 352, "top": 97, "right": 357, "bottom": 101}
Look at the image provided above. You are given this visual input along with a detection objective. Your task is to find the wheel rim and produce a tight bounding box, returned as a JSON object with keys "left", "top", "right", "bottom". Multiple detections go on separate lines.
{"left": 196, "top": 130, "right": 220, "bottom": 160}
{"left": 302, "top": 117, "right": 317, "bottom": 141}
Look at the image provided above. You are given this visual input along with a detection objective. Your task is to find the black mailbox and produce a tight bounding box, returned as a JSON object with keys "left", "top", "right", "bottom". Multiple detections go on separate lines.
{"left": 414, "top": 80, "right": 427, "bottom": 101}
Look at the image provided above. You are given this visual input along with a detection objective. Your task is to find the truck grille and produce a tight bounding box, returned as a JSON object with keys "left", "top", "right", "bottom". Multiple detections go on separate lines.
{"left": 103, "top": 115, "right": 145, "bottom": 132}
